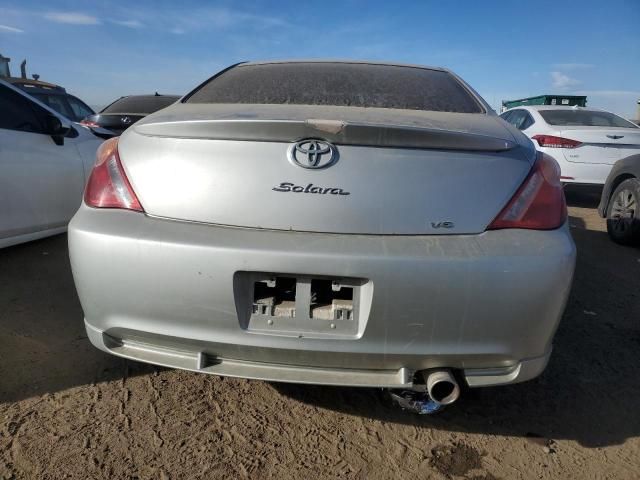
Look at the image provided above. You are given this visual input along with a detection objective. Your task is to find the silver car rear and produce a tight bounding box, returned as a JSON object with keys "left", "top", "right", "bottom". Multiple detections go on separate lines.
{"left": 69, "top": 61, "right": 575, "bottom": 395}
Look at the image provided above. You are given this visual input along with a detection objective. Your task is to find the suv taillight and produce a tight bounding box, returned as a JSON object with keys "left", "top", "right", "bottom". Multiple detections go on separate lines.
{"left": 84, "top": 137, "right": 143, "bottom": 211}
{"left": 488, "top": 153, "right": 566, "bottom": 230}
{"left": 531, "top": 134, "right": 581, "bottom": 148}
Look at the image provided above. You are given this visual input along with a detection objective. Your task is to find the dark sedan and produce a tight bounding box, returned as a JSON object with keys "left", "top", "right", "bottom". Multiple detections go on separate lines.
{"left": 598, "top": 154, "right": 640, "bottom": 245}
{"left": 81, "top": 93, "right": 180, "bottom": 135}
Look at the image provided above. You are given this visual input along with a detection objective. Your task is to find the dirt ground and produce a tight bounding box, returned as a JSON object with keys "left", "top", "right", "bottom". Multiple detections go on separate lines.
{"left": 1, "top": 188, "right": 639, "bottom": 479}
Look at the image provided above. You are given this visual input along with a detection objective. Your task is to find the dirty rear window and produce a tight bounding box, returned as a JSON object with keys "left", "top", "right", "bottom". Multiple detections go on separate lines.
{"left": 185, "top": 63, "right": 484, "bottom": 114}
{"left": 539, "top": 110, "right": 638, "bottom": 128}
{"left": 102, "top": 95, "right": 179, "bottom": 114}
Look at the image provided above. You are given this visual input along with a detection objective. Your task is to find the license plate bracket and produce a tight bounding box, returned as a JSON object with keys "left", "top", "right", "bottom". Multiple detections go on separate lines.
{"left": 234, "top": 272, "right": 370, "bottom": 339}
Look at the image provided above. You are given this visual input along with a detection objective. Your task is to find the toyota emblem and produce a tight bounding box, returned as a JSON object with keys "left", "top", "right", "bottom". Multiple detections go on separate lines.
{"left": 288, "top": 139, "right": 338, "bottom": 169}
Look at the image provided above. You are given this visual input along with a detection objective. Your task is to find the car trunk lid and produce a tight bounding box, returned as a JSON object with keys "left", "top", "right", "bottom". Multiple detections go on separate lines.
{"left": 95, "top": 113, "right": 146, "bottom": 135}
{"left": 118, "top": 105, "right": 534, "bottom": 235}
{"left": 559, "top": 127, "right": 640, "bottom": 165}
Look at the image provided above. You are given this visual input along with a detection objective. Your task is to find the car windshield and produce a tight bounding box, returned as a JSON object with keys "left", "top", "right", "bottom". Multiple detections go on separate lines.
{"left": 539, "top": 109, "right": 638, "bottom": 128}
{"left": 102, "top": 95, "right": 179, "bottom": 114}
{"left": 186, "top": 62, "right": 484, "bottom": 114}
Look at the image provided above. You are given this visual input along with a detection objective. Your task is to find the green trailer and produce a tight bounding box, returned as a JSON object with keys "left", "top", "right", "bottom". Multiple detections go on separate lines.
{"left": 502, "top": 95, "right": 587, "bottom": 111}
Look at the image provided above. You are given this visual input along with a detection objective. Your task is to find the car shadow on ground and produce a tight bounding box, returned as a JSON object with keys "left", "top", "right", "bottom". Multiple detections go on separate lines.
{"left": 274, "top": 220, "right": 640, "bottom": 448}
{"left": 564, "top": 184, "right": 602, "bottom": 209}
{"left": 0, "top": 234, "right": 153, "bottom": 404}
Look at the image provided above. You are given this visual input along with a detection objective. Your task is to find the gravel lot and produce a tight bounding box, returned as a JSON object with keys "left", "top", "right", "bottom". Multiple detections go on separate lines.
{"left": 1, "top": 188, "right": 639, "bottom": 479}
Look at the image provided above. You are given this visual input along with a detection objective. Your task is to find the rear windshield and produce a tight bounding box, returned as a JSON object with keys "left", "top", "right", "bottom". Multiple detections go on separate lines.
{"left": 539, "top": 110, "right": 638, "bottom": 128}
{"left": 102, "top": 95, "right": 179, "bottom": 114}
{"left": 186, "top": 63, "right": 484, "bottom": 114}
{"left": 31, "top": 93, "right": 76, "bottom": 120}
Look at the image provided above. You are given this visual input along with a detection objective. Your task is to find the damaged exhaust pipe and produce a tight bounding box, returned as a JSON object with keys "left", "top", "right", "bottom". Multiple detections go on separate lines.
{"left": 388, "top": 369, "right": 461, "bottom": 414}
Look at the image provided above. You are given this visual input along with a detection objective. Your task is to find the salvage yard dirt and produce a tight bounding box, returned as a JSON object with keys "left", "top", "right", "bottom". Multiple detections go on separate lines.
{"left": 1, "top": 188, "right": 639, "bottom": 479}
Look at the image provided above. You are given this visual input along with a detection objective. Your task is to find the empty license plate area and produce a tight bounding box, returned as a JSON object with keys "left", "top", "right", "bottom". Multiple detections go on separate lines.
{"left": 309, "top": 279, "right": 354, "bottom": 321}
{"left": 234, "top": 272, "right": 371, "bottom": 338}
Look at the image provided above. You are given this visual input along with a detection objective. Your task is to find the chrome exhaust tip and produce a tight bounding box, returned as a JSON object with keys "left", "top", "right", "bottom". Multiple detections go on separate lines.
{"left": 387, "top": 369, "right": 461, "bottom": 415}
{"left": 423, "top": 370, "right": 461, "bottom": 406}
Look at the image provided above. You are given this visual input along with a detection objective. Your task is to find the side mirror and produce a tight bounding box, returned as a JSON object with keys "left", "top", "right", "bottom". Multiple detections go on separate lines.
{"left": 44, "top": 114, "right": 71, "bottom": 145}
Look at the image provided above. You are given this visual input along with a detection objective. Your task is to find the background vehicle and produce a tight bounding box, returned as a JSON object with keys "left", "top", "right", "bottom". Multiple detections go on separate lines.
{"left": 500, "top": 106, "right": 640, "bottom": 185}
{"left": 0, "top": 79, "right": 102, "bottom": 248}
{"left": 6, "top": 77, "right": 95, "bottom": 122}
{"left": 598, "top": 154, "right": 640, "bottom": 245}
{"left": 81, "top": 93, "right": 180, "bottom": 135}
{"left": 501, "top": 94, "right": 587, "bottom": 111}
{"left": 0, "top": 55, "right": 95, "bottom": 122}
{"left": 69, "top": 61, "right": 575, "bottom": 409}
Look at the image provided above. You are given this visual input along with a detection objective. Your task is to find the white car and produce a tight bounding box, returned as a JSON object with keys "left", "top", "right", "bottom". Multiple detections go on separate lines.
{"left": 0, "top": 79, "right": 103, "bottom": 248}
{"left": 500, "top": 106, "right": 640, "bottom": 185}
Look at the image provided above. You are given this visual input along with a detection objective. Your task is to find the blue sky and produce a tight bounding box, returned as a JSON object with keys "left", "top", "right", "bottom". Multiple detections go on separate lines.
{"left": 1, "top": 0, "right": 639, "bottom": 117}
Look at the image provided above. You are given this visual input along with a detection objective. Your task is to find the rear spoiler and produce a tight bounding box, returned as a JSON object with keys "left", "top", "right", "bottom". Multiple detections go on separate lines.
{"left": 134, "top": 118, "right": 518, "bottom": 152}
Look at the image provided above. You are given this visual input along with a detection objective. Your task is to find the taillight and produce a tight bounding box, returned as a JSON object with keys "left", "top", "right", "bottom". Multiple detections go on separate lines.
{"left": 488, "top": 153, "right": 566, "bottom": 230}
{"left": 531, "top": 134, "right": 581, "bottom": 148}
{"left": 80, "top": 119, "right": 101, "bottom": 129}
{"left": 84, "top": 137, "right": 143, "bottom": 212}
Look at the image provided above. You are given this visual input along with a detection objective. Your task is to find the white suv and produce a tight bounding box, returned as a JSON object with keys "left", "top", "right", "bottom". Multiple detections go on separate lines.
{"left": 500, "top": 106, "right": 640, "bottom": 185}
{"left": 0, "top": 79, "right": 103, "bottom": 248}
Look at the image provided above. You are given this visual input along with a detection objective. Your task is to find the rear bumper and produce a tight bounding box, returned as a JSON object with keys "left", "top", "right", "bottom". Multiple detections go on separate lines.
{"left": 69, "top": 205, "right": 575, "bottom": 388}
{"left": 85, "top": 320, "right": 551, "bottom": 388}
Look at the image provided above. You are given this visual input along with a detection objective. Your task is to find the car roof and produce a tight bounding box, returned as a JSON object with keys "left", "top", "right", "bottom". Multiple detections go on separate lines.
{"left": 4, "top": 77, "right": 66, "bottom": 92}
{"left": 115, "top": 93, "right": 181, "bottom": 99}
{"left": 507, "top": 105, "right": 607, "bottom": 113}
{"left": 99, "top": 93, "right": 182, "bottom": 114}
{"left": 241, "top": 59, "right": 449, "bottom": 73}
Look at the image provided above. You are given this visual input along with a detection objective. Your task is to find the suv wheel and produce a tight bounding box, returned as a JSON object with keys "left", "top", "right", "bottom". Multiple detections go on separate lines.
{"left": 606, "top": 178, "right": 640, "bottom": 245}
